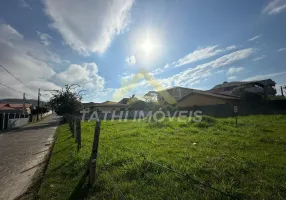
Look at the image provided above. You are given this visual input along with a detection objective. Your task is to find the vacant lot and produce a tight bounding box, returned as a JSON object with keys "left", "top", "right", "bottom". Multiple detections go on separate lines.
{"left": 39, "top": 115, "right": 286, "bottom": 200}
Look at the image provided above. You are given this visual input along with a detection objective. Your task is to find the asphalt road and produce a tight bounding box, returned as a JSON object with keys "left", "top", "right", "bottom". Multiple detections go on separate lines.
{"left": 0, "top": 114, "right": 60, "bottom": 200}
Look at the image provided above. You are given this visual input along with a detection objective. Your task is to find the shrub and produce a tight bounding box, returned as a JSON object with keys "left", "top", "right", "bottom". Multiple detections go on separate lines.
{"left": 201, "top": 115, "right": 217, "bottom": 124}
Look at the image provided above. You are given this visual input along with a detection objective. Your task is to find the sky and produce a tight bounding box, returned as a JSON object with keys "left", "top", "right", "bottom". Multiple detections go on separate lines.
{"left": 0, "top": 0, "right": 286, "bottom": 102}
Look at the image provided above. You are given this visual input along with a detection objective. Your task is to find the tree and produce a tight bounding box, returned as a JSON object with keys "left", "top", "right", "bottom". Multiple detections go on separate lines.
{"left": 129, "top": 100, "right": 147, "bottom": 110}
{"left": 48, "top": 84, "right": 83, "bottom": 116}
{"left": 144, "top": 91, "right": 158, "bottom": 102}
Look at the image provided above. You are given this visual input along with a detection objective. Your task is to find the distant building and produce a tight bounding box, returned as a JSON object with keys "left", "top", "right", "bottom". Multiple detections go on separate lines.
{"left": 209, "top": 79, "right": 276, "bottom": 96}
{"left": 177, "top": 91, "right": 239, "bottom": 108}
{"left": 82, "top": 102, "right": 129, "bottom": 112}
{"left": 0, "top": 103, "right": 32, "bottom": 114}
{"left": 157, "top": 87, "right": 201, "bottom": 103}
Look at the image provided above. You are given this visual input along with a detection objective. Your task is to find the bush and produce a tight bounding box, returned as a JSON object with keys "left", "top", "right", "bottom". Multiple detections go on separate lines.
{"left": 192, "top": 115, "right": 217, "bottom": 129}
{"left": 201, "top": 115, "right": 217, "bottom": 124}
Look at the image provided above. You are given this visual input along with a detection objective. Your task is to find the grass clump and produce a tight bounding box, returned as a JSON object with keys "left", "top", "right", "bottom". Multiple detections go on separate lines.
{"left": 201, "top": 115, "right": 217, "bottom": 124}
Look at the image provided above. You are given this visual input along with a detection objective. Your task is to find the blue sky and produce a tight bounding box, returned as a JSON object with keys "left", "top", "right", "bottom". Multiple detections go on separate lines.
{"left": 0, "top": 0, "right": 286, "bottom": 102}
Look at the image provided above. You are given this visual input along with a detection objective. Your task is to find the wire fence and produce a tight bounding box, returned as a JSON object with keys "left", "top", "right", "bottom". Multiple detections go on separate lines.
{"left": 65, "top": 115, "right": 237, "bottom": 200}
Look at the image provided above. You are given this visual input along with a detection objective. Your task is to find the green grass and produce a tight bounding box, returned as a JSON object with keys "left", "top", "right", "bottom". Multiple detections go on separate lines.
{"left": 38, "top": 115, "right": 286, "bottom": 200}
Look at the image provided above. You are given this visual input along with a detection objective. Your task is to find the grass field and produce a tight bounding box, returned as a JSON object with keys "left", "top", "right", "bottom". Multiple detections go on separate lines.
{"left": 38, "top": 115, "right": 286, "bottom": 200}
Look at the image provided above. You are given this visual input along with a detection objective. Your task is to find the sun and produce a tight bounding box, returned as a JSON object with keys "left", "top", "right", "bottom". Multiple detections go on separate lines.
{"left": 141, "top": 39, "right": 155, "bottom": 57}
{"left": 131, "top": 28, "right": 162, "bottom": 63}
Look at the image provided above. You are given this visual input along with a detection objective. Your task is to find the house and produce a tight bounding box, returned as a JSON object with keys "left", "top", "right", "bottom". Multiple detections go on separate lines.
{"left": 156, "top": 86, "right": 201, "bottom": 104}
{"left": 0, "top": 103, "right": 32, "bottom": 114}
{"left": 118, "top": 98, "right": 130, "bottom": 104}
{"left": 83, "top": 101, "right": 129, "bottom": 112}
{"left": 0, "top": 103, "right": 32, "bottom": 131}
{"left": 209, "top": 79, "right": 276, "bottom": 96}
{"left": 176, "top": 91, "right": 240, "bottom": 108}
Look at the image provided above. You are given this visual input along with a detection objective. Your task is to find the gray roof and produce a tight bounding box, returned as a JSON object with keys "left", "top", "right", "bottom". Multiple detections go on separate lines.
{"left": 211, "top": 79, "right": 275, "bottom": 89}
{"left": 157, "top": 86, "right": 200, "bottom": 93}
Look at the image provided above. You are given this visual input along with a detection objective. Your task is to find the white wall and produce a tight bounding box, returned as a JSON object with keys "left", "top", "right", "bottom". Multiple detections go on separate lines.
{"left": 42, "top": 111, "right": 52, "bottom": 118}
{"left": 8, "top": 118, "right": 29, "bottom": 129}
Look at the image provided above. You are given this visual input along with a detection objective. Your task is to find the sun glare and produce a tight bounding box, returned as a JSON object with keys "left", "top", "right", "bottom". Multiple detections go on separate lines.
{"left": 131, "top": 28, "right": 163, "bottom": 63}
{"left": 141, "top": 39, "right": 155, "bottom": 56}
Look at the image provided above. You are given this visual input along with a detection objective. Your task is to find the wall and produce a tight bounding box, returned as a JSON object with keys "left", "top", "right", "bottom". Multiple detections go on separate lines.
{"left": 177, "top": 93, "right": 237, "bottom": 108}
{"left": 179, "top": 99, "right": 286, "bottom": 118}
{"left": 8, "top": 118, "right": 29, "bottom": 129}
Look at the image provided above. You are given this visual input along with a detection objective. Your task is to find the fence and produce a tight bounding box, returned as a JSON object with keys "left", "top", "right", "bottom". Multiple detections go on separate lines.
{"left": 179, "top": 99, "right": 286, "bottom": 118}
{"left": 65, "top": 115, "right": 237, "bottom": 199}
{"left": 0, "top": 111, "right": 53, "bottom": 132}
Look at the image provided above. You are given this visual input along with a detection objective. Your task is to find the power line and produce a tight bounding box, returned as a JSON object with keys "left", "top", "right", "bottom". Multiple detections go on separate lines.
{"left": 0, "top": 80, "right": 23, "bottom": 95}
{"left": 0, "top": 63, "right": 34, "bottom": 93}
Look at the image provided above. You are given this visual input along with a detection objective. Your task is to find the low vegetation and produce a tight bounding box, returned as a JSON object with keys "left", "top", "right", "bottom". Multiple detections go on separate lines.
{"left": 39, "top": 115, "right": 286, "bottom": 200}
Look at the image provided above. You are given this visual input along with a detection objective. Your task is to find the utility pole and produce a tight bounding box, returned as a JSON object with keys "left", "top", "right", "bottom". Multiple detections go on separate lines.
{"left": 37, "top": 89, "right": 40, "bottom": 121}
{"left": 41, "top": 100, "right": 43, "bottom": 118}
{"left": 281, "top": 86, "right": 284, "bottom": 96}
{"left": 23, "top": 93, "right": 26, "bottom": 114}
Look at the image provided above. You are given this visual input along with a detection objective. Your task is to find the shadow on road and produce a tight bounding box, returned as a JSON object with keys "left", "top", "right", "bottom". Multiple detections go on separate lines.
{"left": 2, "top": 116, "right": 60, "bottom": 134}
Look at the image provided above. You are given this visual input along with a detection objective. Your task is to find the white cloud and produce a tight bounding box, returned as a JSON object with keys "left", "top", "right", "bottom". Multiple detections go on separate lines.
{"left": 277, "top": 48, "right": 286, "bottom": 52}
{"left": 216, "top": 70, "right": 224, "bottom": 74}
{"left": 150, "top": 68, "right": 164, "bottom": 75}
{"left": 146, "top": 48, "right": 254, "bottom": 90}
{"left": 248, "top": 34, "right": 262, "bottom": 42}
{"left": 166, "top": 48, "right": 253, "bottom": 87}
{"left": 150, "top": 63, "right": 171, "bottom": 76}
{"left": 19, "top": 0, "right": 32, "bottom": 9}
{"left": 44, "top": 0, "right": 134, "bottom": 55}
{"left": 163, "top": 64, "right": 169, "bottom": 68}
{"left": 37, "top": 31, "right": 53, "bottom": 46}
{"left": 56, "top": 62, "right": 104, "bottom": 91}
{"left": 0, "top": 23, "right": 59, "bottom": 99}
{"left": 111, "top": 49, "right": 253, "bottom": 100}
{"left": 228, "top": 76, "right": 237, "bottom": 80}
{"left": 125, "top": 55, "right": 136, "bottom": 65}
{"left": 0, "top": 24, "right": 23, "bottom": 42}
{"left": 173, "top": 45, "right": 236, "bottom": 67}
{"left": 83, "top": 88, "right": 116, "bottom": 103}
{"left": 252, "top": 55, "right": 266, "bottom": 61}
{"left": 227, "top": 67, "right": 244, "bottom": 75}
{"left": 262, "top": 0, "right": 286, "bottom": 15}
{"left": 244, "top": 71, "right": 286, "bottom": 81}
{"left": 117, "top": 48, "right": 254, "bottom": 94}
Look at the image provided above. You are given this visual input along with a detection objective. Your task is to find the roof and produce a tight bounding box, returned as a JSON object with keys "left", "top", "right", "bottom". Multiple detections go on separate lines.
{"left": 83, "top": 102, "right": 129, "bottom": 108}
{"left": 118, "top": 98, "right": 130, "bottom": 104}
{"left": 9, "top": 104, "right": 32, "bottom": 108}
{"left": 0, "top": 103, "right": 32, "bottom": 111}
{"left": 212, "top": 79, "right": 276, "bottom": 89}
{"left": 101, "top": 101, "right": 117, "bottom": 104}
{"left": 157, "top": 86, "right": 197, "bottom": 93}
{"left": 177, "top": 90, "right": 239, "bottom": 102}
{"left": 94, "top": 103, "right": 129, "bottom": 107}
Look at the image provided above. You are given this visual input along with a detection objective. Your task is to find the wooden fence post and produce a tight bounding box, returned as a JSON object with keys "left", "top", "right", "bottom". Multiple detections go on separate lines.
{"left": 69, "top": 115, "right": 75, "bottom": 137}
{"left": 89, "top": 120, "right": 101, "bottom": 186}
{"left": 76, "top": 118, "right": 81, "bottom": 150}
